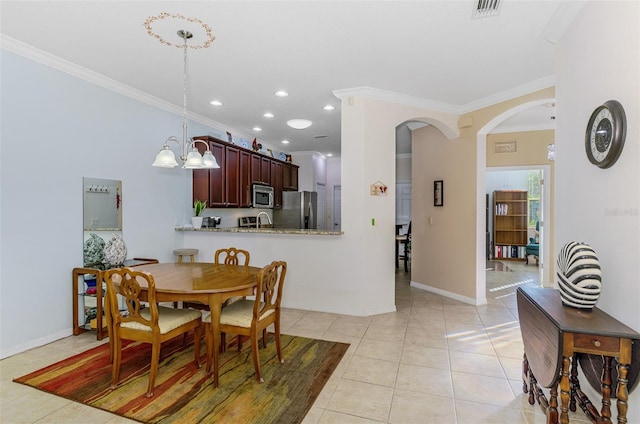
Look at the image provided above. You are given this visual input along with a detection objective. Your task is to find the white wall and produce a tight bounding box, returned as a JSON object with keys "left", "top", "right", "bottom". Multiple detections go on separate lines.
{"left": 0, "top": 50, "right": 194, "bottom": 356}
{"left": 556, "top": 2, "right": 640, "bottom": 418}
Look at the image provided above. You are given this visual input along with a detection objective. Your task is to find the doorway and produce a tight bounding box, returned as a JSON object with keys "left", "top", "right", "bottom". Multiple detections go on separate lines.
{"left": 332, "top": 185, "right": 341, "bottom": 231}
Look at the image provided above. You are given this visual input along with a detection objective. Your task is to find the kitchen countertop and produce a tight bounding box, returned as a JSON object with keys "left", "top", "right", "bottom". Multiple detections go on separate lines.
{"left": 176, "top": 227, "right": 343, "bottom": 236}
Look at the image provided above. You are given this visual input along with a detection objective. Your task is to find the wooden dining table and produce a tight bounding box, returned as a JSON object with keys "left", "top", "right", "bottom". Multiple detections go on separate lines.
{"left": 134, "top": 262, "right": 261, "bottom": 387}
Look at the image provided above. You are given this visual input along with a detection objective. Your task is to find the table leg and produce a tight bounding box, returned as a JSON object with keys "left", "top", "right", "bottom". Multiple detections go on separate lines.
{"left": 522, "top": 352, "right": 530, "bottom": 394}
{"left": 616, "top": 362, "right": 630, "bottom": 424}
{"left": 570, "top": 354, "right": 578, "bottom": 413}
{"left": 207, "top": 294, "right": 223, "bottom": 388}
{"left": 560, "top": 355, "right": 571, "bottom": 424}
{"left": 549, "top": 380, "right": 559, "bottom": 424}
{"left": 601, "top": 356, "right": 613, "bottom": 423}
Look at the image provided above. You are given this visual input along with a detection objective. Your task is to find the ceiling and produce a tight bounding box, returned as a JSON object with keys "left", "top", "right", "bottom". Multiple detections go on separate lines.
{"left": 1, "top": 1, "right": 576, "bottom": 157}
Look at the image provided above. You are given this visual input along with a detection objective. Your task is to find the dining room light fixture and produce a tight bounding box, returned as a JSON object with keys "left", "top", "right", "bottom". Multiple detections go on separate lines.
{"left": 152, "top": 29, "right": 219, "bottom": 169}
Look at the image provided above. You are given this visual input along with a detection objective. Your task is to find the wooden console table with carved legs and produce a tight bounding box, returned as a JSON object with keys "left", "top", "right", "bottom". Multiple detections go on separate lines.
{"left": 517, "top": 286, "right": 639, "bottom": 424}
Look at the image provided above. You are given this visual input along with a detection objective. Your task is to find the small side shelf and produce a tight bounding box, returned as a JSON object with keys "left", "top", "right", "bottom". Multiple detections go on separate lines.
{"left": 72, "top": 258, "right": 159, "bottom": 340}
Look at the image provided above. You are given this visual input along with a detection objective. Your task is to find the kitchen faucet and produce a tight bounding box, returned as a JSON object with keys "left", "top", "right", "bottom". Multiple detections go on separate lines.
{"left": 256, "top": 211, "right": 272, "bottom": 228}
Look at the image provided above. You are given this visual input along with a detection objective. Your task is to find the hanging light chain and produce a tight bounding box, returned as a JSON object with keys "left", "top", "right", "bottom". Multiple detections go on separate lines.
{"left": 179, "top": 30, "right": 192, "bottom": 161}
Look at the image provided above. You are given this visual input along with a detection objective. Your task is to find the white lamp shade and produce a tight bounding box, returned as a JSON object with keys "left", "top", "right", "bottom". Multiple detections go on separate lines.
{"left": 184, "top": 148, "right": 205, "bottom": 169}
{"left": 152, "top": 146, "right": 179, "bottom": 168}
{"left": 202, "top": 150, "right": 220, "bottom": 168}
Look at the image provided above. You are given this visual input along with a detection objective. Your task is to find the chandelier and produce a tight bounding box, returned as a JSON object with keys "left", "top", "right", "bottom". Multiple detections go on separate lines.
{"left": 152, "top": 29, "right": 219, "bottom": 169}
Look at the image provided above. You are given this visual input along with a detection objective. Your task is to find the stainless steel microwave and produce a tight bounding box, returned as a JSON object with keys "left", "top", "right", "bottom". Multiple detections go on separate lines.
{"left": 252, "top": 184, "right": 274, "bottom": 208}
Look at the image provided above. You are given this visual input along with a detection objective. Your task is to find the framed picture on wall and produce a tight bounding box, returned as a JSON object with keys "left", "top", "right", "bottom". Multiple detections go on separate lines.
{"left": 434, "top": 180, "right": 444, "bottom": 207}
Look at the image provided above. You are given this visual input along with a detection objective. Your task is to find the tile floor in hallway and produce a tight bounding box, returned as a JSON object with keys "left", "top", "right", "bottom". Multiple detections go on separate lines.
{"left": 1, "top": 261, "right": 593, "bottom": 424}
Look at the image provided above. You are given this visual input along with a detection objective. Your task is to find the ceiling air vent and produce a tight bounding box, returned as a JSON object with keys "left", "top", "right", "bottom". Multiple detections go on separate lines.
{"left": 472, "top": 0, "right": 502, "bottom": 19}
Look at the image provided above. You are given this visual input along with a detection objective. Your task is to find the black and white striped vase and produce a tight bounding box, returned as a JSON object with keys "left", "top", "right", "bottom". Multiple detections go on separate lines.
{"left": 556, "top": 242, "right": 602, "bottom": 309}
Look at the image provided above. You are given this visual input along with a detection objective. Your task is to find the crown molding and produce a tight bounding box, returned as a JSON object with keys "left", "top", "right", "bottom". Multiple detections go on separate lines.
{"left": 333, "top": 87, "right": 460, "bottom": 115}
{"left": 458, "top": 75, "right": 556, "bottom": 114}
{"left": 4, "top": 33, "right": 556, "bottom": 140}
{"left": 334, "top": 76, "right": 556, "bottom": 117}
{"left": 0, "top": 34, "right": 257, "bottom": 143}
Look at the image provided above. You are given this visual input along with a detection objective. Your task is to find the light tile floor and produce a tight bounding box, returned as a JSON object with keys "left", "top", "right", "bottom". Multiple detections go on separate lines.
{"left": 0, "top": 261, "right": 593, "bottom": 423}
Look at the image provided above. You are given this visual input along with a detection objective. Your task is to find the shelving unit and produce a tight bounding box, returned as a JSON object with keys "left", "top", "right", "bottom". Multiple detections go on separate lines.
{"left": 493, "top": 190, "right": 528, "bottom": 261}
{"left": 72, "top": 258, "right": 159, "bottom": 340}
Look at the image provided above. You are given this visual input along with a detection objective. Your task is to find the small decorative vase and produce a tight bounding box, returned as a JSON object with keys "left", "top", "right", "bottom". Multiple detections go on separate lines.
{"left": 104, "top": 234, "right": 127, "bottom": 267}
{"left": 83, "top": 233, "right": 105, "bottom": 268}
{"left": 556, "top": 241, "right": 601, "bottom": 309}
{"left": 191, "top": 216, "right": 203, "bottom": 229}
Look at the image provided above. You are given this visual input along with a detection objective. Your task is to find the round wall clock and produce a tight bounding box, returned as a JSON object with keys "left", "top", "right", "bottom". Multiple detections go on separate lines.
{"left": 585, "top": 100, "right": 626, "bottom": 169}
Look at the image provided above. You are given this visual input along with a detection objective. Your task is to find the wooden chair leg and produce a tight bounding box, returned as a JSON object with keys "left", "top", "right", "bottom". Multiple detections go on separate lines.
{"left": 220, "top": 333, "right": 226, "bottom": 353}
{"left": 262, "top": 328, "right": 268, "bottom": 349}
{"left": 237, "top": 335, "right": 243, "bottom": 351}
{"left": 147, "top": 342, "right": 161, "bottom": 398}
{"left": 275, "top": 321, "right": 284, "bottom": 364}
{"left": 250, "top": 328, "right": 263, "bottom": 383}
{"left": 110, "top": 337, "right": 122, "bottom": 389}
{"left": 193, "top": 325, "right": 202, "bottom": 368}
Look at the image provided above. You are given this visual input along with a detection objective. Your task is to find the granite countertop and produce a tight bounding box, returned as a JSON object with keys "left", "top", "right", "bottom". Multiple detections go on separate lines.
{"left": 176, "top": 227, "right": 343, "bottom": 236}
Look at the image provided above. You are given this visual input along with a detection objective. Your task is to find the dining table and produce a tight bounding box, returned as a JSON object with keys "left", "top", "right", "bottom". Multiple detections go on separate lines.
{"left": 134, "top": 262, "right": 261, "bottom": 387}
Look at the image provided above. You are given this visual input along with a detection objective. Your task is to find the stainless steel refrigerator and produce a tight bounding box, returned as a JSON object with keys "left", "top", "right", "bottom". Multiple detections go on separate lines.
{"left": 274, "top": 191, "right": 317, "bottom": 229}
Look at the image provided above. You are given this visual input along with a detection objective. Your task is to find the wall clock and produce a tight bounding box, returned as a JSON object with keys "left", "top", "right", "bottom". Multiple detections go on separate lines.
{"left": 585, "top": 100, "right": 626, "bottom": 168}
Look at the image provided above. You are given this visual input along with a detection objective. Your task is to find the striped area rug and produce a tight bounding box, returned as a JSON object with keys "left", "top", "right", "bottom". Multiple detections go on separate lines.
{"left": 14, "top": 334, "right": 349, "bottom": 423}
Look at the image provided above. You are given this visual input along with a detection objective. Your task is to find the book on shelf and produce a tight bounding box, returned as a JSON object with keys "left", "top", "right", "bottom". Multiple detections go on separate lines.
{"left": 495, "top": 204, "right": 509, "bottom": 215}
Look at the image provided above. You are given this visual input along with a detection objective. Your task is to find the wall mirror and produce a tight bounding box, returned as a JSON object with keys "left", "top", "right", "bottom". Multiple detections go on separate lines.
{"left": 83, "top": 177, "right": 122, "bottom": 231}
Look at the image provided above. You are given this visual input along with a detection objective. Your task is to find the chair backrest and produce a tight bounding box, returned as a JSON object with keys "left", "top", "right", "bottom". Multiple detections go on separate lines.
{"left": 104, "top": 267, "right": 159, "bottom": 331}
{"left": 253, "top": 261, "right": 287, "bottom": 320}
{"left": 406, "top": 221, "right": 412, "bottom": 241}
{"left": 214, "top": 247, "right": 251, "bottom": 267}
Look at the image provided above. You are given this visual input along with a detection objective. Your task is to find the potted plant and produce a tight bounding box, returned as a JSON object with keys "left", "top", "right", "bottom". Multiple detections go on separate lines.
{"left": 192, "top": 199, "right": 206, "bottom": 229}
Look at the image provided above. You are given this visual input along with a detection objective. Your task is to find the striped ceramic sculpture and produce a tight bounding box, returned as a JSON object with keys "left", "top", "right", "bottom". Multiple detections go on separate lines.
{"left": 556, "top": 242, "right": 602, "bottom": 309}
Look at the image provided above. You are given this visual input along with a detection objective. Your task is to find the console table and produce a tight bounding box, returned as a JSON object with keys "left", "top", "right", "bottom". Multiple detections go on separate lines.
{"left": 72, "top": 258, "right": 158, "bottom": 340}
{"left": 517, "top": 286, "right": 639, "bottom": 424}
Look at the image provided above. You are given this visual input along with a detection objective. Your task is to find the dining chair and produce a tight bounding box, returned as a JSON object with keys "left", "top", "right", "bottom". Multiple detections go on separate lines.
{"left": 103, "top": 267, "right": 203, "bottom": 398}
{"left": 203, "top": 260, "right": 287, "bottom": 383}
{"left": 183, "top": 247, "right": 251, "bottom": 312}
{"left": 397, "top": 221, "right": 411, "bottom": 272}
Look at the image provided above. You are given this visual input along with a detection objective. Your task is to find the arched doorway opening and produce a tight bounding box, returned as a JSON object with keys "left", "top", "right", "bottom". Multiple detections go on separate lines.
{"left": 475, "top": 98, "right": 555, "bottom": 302}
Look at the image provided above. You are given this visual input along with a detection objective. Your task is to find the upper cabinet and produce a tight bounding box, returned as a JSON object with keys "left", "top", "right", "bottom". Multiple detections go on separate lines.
{"left": 193, "top": 135, "right": 298, "bottom": 208}
{"left": 282, "top": 163, "right": 298, "bottom": 191}
{"left": 193, "top": 137, "right": 239, "bottom": 208}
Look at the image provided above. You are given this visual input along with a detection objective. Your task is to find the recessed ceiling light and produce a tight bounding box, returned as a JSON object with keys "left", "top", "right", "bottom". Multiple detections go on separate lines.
{"left": 327, "top": 153, "right": 333, "bottom": 157}
{"left": 210, "top": 100, "right": 223, "bottom": 106}
{"left": 274, "top": 90, "right": 288, "bottom": 97}
{"left": 287, "top": 119, "right": 312, "bottom": 129}
{"left": 263, "top": 112, "right": 274, "bottom": 118}
{"left": 323, "top": 105, "right": 335, "bottom": 111}
{"left": 281, "top": 140, "right": 290, "bottom": 144}
{"left": 253, "top": 127, "right": 262, "bottom": 132}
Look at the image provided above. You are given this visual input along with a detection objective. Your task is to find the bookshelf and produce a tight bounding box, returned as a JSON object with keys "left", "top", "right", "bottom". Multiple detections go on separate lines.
{"left": 493, "top": 190, "right": 528, "bottom": 261}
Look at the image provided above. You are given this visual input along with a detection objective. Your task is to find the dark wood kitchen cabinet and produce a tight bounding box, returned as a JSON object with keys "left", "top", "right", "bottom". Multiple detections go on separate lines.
{"left": 193, "top": 135, "right": 298, "bottom": 208}
{"left": 283, "top": 163, "right": 299, "bottom": 191}
{"left": 239, "top": 150, "right": 252, "bottom": 207}
{"left": 250, "top": 153, "right": 271, "bottom": 186}
{"left": 271, "top": 160, "right": 283, "bottom": 208}
{"left": 192, "top": 136, "right": 239, "bottom": 208}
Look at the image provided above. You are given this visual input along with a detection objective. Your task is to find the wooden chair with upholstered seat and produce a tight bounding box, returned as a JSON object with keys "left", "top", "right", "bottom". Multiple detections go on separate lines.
{"left": 203, "top": 260, "right": 287, "bottom": 383}
{"left": 214, "top": 247, "right": 251, "bottom": 267}
{"left": 103, "top": 267, "right": 203, "bottom": 398}
{"left": 183, "top": 247, "right": 251, "bottom": 312}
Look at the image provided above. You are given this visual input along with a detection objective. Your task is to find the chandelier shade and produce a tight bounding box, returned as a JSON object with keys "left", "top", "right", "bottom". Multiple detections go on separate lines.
{"left": 151, "top": 29, "right": 219, "bottom": 170}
